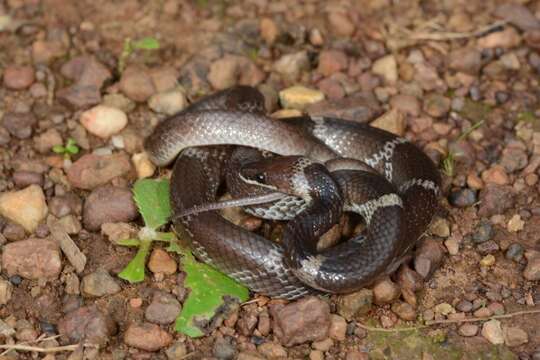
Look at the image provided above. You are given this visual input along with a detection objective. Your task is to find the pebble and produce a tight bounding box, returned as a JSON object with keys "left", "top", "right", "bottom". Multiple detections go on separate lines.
{"left": 473, "top": 307, "right": 492, "bottom": 318}
{"left": 34, "top": 128, "right": 63, "bottom": 153}
{"left": 0, "top": 185, "right": 48, "bottom": 233}
{"left": 390, "top": 94, "right": 420, "bottom": 117}
{"left": 2, "top": 112, "right": 37, "bottom": 139}
{"left": 372, "top": 55, "right": 398, "bottom": 83}
{"left": 478, "top": 185, "right": 515, "bottom": 217}
{"left": 3, "top": 222, "right": 27, "bottom": 241}
{"left": 120, "top": 65, "right": 156, "bottom": 102}
{"left": 237, "top": 351, "right": 264, "bottom": 360}
{"left": 507, "top": 214, "right": 524, "bottom": 232}
{"left": 0, "top": 279, "right": 12, "bottom": 305}
{"left": 481, "top": 319, "right": 504, "bottom": 345}
{"left": 82, "top": 186, "right": 138, "bottom": 231}
{"left": 58, "top": 305, "right": 117, "bottom": 346}
{"left": 456, "top": 300, "right": 473, "bottom": 313}
{"left": 0, "top": 127, "right": 10, "bottom": 145}
{"left": 80, "top": 105, "right": 128, "bottom": 139}
{"left": 423, "top": 94, "right": 451, "bottom": 118}
{"left": 472, "top": 220, "right": 494, "bottom": 243}
{"left": 124, "top": 322, "right": 172, "bottom": 351}
{"left": 279, "top": 86, "right": 325, "bottom": 110}
{"left": 103, "top": 93, "right": 136, "bottom": 113}
{"left": 306, "top": 93, "right": 381, "bottom": 123}
{"left": 494, "top": 3, "right": 540, "bottom": 32}
{"left": 480, "top": 254, "right": 496, "bottom": 267}
{"left": 318, "top": 50, "right": 348, "bottom": 77}
{"left": 523, "top": 251, "right": 540, "bottom": 281}
{"left": 49, "top": 193, "right": 82, "bottom": 218}
{"left": 370, "top": 109, "right": 405, "bottom": 136}
{"left": 481, "top": 166, "right": 509, "bottom": 185}
{"left": 131, "top": 152, "right": 156, "bottom": 179}
{"left": 309, "top": 28, "right": 324, "bottom": 46}
{"left": 2, "top": 238, "right": 61, "bottom": 280}
{"left": 271, "top": 296, "right": 330, "bottom": 346}
{"left": 145, "top": 291, "right": 181, "bottom": 324}
{"left": 373, "top": 278, "right": 401, "bottom": 304}
{"left": 166, "top": 341, "right": 188, "bottom": 359}
{"left": 503, "top": 326, "right": 529, "bottom": 347}
{"left": 257, "top": 342, "right": 287, "bottom": 358}
{"left": 101, "top": 222, "right": 137, "bottom": 243}
{"left": 448, "top": 48, "right": 482, "bottom": 74}
{"left": 478, "top": 27, "right": 521, "bottom": 49}
{"left": 208, "top": 55, "right": 263, "bottom": 90}
{"left": 273, "top": 51, "right": 310, "bottom": 80}
{"left": 434, "top": 303, "right": 455, "bottom": 316}
{"left": 312, "top": 338, "right": 333, "bottom": 351}
{"left": 391, "top": 302, "right": 417, "bottom": 321}
{"left": 213, "top": 337, "right": 236, "bottom": 359}
{"left": 148, "top": 248, "right": 177, "bottom": 275}
{"left": 148, "top": 88, "right": 187, "bottom": 115}
{"left": 67, "top": 153, "right": 133, "bottom": 190}
{"left": 346, "top": 350, "right": 368, "bottom": 360}
{"left": 3, "top": 65, "right": 35, "bottom": 90}
{"left": 458, "top": 323, "right": 479, "bottom": 337}
{"left": 337, "top": 288, "right": 373, "bottom": 320}
{"left": 429, "top": 218, "right": 450, "bottom": 238}
{"left": 81, "top": 269, "right": 121, "bottom": 297}
{"left": 260, "top": 17, "right": 279, "bottom": 44}
{"left": 414, "top": 238, "right": 445, "bottom": 278}
{"left": 318, "top": 77, "right": 345, "bottom": 100}
{"left": 309, "top": 350, "right": 324, "bottom": 360}
{"left": 257, "top": 311, "right": 270, "bottom": 336}
{"left": 327, "top": 11, "right": 355, "bottom": 36}
{"left": 448, "top": 188, "right": 477, "bottom": 207}
{"left": 328, "top": 314, "right": 347, "bottom": 341}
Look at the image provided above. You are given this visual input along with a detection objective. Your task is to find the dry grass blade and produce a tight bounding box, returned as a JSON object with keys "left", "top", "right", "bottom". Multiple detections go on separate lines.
{"left": 408, "top": 20, "right": 508, "bottom": 41}
{"left": 0, "top": 343, "right": 79, "bottom": 353}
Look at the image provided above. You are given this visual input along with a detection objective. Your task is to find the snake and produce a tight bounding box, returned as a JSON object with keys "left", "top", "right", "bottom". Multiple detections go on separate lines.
{"left": 144, "top": 86, "right": 441, "bottom": 299}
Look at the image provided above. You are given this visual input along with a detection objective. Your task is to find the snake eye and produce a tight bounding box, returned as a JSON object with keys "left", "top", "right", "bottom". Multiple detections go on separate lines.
{"left": 254, "top": 172, "right": 266, "bottom": 184}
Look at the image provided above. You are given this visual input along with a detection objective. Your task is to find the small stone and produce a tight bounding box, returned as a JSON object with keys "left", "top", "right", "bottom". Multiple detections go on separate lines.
{"left": 271, "top": 296, "right": 330, "bottom": 346}
{"left": 456, "top": 300, "right": 473, "bottom": 312}
{"left": 257, "top": 343, "right": 287, "bottom": 358}
{"left": 429, "top": 218, "right": 450, "bottom": 238}
{"left": 58, "top": 305, "right": 117, "bottom": 346}
{"left": 279, "top": 86, "right": 325, "bottom": 110}
{"left": 370, "top": 109, "right": 405, "bottom": 136}
{"left": 373, "top": 278, "right": 401, "bottom": 304}
{"left": 3, "top": 222, "right": 27, "bottom": 241}
{"left": 507, "top": 214, "right": 525, "bottom": 232}
{"left": 309, "top": 350, "right": 324, "bottom": 360}
{"left": 0, "top": 279, "right": 13, "bottom": 305}
{"left": 449, "top": 48, "right": 482, "bottom": 74}
{"left": 208, "top": 55, "right": 263, "bottom": 90}
{"left": 473, "top": 307, "right": 493, "bottom": 318}
{"left": 523, "top": 251, "right": 540, "bottom": 281}
{"left": 391, "top": 302, "right": 416, "bottom": 321}
{"left": 34, "top": 128, "right": 63, "bottom": 153}
{"left": 3, "top": 65, "right": 35, "bottom": 90}
{"left": 372, "top": 55, "right": 398, "bottom": 83}
{"left": 480, "top": 254, "right": 496, "bottom": 267}
{"left": 257, "top": 311, "right": 271, "bottom": 336}
{"left": 434, "top": 303, "right": 455, "bottom": 316}
{"left": 481, "top": 166, "right": 509, "bottom": 185}
{"left": 260, "top": 18, "right": 279, "bottom": 44}
{"left": 390, "top": 94, "right": 421, "bottom": 117}
{"left": 309, "top": 28, "right": 324, "bottom": 46}
{"left": 458, "top": 324, "right": 478, "bottom": 337}
{"left": 423, "top": 94, "right": 450, "bottom": 118}
{"left": 494, "top": 4, "right": 540, "bottom": 32}
{"left": 318, "top": 50, "right": 348, "bottom": 77}
{"left": 448, "top": 188, "right": 477, "bottom": 207}
{"left": 306, "top": 92, "right": 381, "bottom": 123}
{"left": 83, "top": 186, "right": 138, "bottom": 231}
{"left": 481, "top": 319, "right": 504, "bottom": 345}
{"left": 346, "top": 350, "right": 368, "bottom": 360}
{"left": 124, "top": 323, "right": 172, "bottom": 351}
{"left": 103, "top": 93, "right": 136, "bottom": 113}
{"left": 80, "top": 105, "right": 128, "bottom": 139}
{"left": 67, "top": 153, "right": 133, "bottom": 190}
{"left": 2, "top": 238, "right": 61, "bottom": 279}
{"left": 478, "top": 27, "right": 521, "bottom": 49}
{"left": 213, "top": 337, "right": 236, "bottom": 359}
{"left": 414, "top": 238, "right": 445, "bottom": 278}
{"left": 312, "top": 338, "right": 333, "bottom": 351}
{"left": 337, "top": 289, "right": 373, "bottom": 320}
{"left": 148, "top": 248, "right": 177, "bottom": 275}
{"left": 505, "top": 243, "right": 524, "bottom": 262}
{"left": 132, "top": 152, "right": 156, "bottom": 178}
{"left": 327, "top": 12, "right": 355, "bottom": 37}
{"left": 328, "top": 314, "right": 347, "bottom": 341}
{"left": 148, "top": 89, "right": 187, "bottom": 115}
{"left": 478, "top": 185, "right": 515, "bottom": 217}
{"left": 273, "top": 51, "right": 310, "bottom": 81}
{"left": 2, "top": 112, "right": 37, "bottom": 139}
{"left": 145, "top": 291, "right": 181, "bottom": 325}
{"left": 503, "top": 326, "right": 528, "bottom": 347}
{"left": 444, "top": 237, "right": 460, "bottom": 255}
{"left": 81, "top": 269, "right": 121, "bottom": 297}
{"left": 120, "top": 66, "right": 156, "bottom": 102}
{"left": 472, "top": 220, "right": 494, "bottom": 243}
{"left": 166, "top": 341, "right": 187, "bottom": 360}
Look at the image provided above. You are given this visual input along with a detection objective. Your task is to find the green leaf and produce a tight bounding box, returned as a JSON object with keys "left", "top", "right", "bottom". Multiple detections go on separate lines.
{"left": 52, "top": 145, "right": 65, "bottom": 154}
{"left": 118, "top": 239, "right": 152, "bottom": 283}
{"left": 116, "top": 238, "right": 141, "bottom": 247}
{"left": 132, "top": 179, "right": 171, "bottom": 230}
{"left": 132, "top": 37, "right": 160, "bottom": 50}
{"left": 175, "top": 248, "right": 249, "bottom": 337}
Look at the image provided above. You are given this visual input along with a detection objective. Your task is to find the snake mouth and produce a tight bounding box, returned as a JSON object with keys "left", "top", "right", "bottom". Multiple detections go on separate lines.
{"left": 172, "top": 192, "right": 288, "bottom": 219}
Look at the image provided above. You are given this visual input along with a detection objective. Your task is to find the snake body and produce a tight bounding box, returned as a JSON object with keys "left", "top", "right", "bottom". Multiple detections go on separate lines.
{"left": 145, "top": 86, "right": 441, "bottom": 299}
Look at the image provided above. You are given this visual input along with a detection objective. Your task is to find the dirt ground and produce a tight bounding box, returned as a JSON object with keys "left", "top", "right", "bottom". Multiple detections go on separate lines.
{"left": 0, "top": 0, "right": 539, "bottom": 359}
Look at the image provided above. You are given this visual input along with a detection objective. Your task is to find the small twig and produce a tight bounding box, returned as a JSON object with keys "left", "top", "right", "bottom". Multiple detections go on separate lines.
{"left": 408, "top": 20, "right": 508, "bottom": 41}
{"left": 0, "top": 344, "right": 79, "bottom": 353}
{"left": 357, "top": 308, "right": 540, "bottom": 333}
{"left": 0, "top": 334, "right": 62, "bottom": 356}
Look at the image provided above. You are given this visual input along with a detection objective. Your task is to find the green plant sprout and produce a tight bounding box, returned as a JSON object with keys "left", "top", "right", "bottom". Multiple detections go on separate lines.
{"left": 441, "top": 120, "right": 484, "bottom": 177}
{"left": 118, "top": 178, "right": 249, "bottom": 337}
{"left": 118, "top": 37, "right": 160, "bottom": 74}
{"left": 52, "top": 138, "right": 79, "bottom": 159}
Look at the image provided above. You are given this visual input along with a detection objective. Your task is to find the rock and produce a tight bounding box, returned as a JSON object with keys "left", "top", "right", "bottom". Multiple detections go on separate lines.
{"left": 481, "top": 165, "right": 509, "bottom": 185}
{"left": 103, "top": 93, "right": 136, "bottom": 113}
{"left": 373, "top": 278, "right": 401, "bottom": 304}
{"left": 34, "top": 128, "right": 63, "bottom": 153}
{"left": 391, "top": 302, "right": 416, "bottom": 321}
{"left": 271, "top": 296, "right": 330, "bottom": 346}
{"left": 414, "top": 238, "right": 445, "bottom": 278}
{"left": 0, "top": 279, "right": 12, "bottom": 305}
{"left": 81, "top": 269, "right": 121, "bottom": 297}
{"left": 0, "top": 127, "right": 10, "bottom": 145}
{"left": 0, "top": 319, "right": 15, "bottom": 337}
{"left": 0, "top": 185, "right": 48, "bottom": 233}
{"left": 2, "top": 238, "right": 61, "bottom": 279}
{"left": 101, "top": 222, "right": 137, "bottom": 243}
{"left": 237, "top": 351, "right": 264, "bottom": 360}
{"left": 124, "top": 323, "right": 172, "bottom": 351}
{"left": 273, "top": 51, "right": 310, "bottom": 81}
{"left": 500, "top": 147, "right": 528, "bottom": 173}
{"left": 149, "top": 66, "right": 179, "bottom": 93}
{"left": 507, "top": 214, "right": 524, "bottom": 232}
{"left": 306, "top": 92, "right": 381, "bottom": 123}
{"left": 148, "top": 89, "right": 187, "bottom": 115}
{"left": 49, "top": 193, "right": 82, "bottom": 218}
{"left": 67, "top": 153, "right": 133, "bottom": 190}
{"left": 132, "top": 152, "right": 156, "bottom": 179}
{"left": 145, "top": 291, "right": 181, "bottom": 325}
{"left": 58, "top": 305, "right": 117, "bottom": 346}
{"left": 337, "top": 289, "right": 373, "bottom": 320}
{"left": 474, "top": 307, "right": 493, "bottom": 318}
{"left": 260, "top": 18, "right": 279, "bottom": 44}
{"left": 370, "top": 109, "right": 405, "bottom": 136}
{"left": 3, "top": 65, "right": 35, "bottom": 90}
{"left": 82, "top": 186, "right": 138, "bottom": 231}
{"left": 434, "top": 303, "right": 455, "bottom": 316}
{"left": 80, "top": 105, "right": 128, "bottom": 139}
{"left": 494, "top": 4, "right": 540, "bottom": 31}
{"left": 257, "top": 311, "right": 271, "bottom": 336}
{"left": 346, "top": 350, "right": 369, "bottom": 360}
{"left": 166, "top": 341, "right": 188, "bottom": 359}
{"left": 449, "top": 48, "right": 482, "bottom": 74}
{"left": 328, "top": 12, "right": 355, "bottom": 37}
{"left": 317, "top": 77, "right": 345, "bottom": 100}
{"left": 472, "top": 220, "right": 494, "bottom": 243}
{"left": 458, "top": 324, "right": 478, "bottom": 337}
{"left": 503, "top": 326, "right": 528, "bottom": 347}
{"left": 3, "top": 222, "right": 25, "bottom": 241}
{"left": 478, "top": 185, "right": 515, "bottom": 217}
{"left": 310, "top": 350, "right": 324, "bottom": 360}
{"left": 257, "top": 343, "right": 287, "bottom": 358}
{"left": 120, "top": 66, "right": 156, "bottom": 102}
{"left": 12, "top": 170, "right": 43, "bottom": 188}
{"left": 429, "top": 218, "right": 450, "bottom": 238}
{"left": 423, "top": 94, "right": 451, "bottom": 118}
{"left": 481, "top": 320, "right": 504, "bottom": 345}
{"left": 312, "top": 338, "right": 333, "bottom": 351}
{"left": 208, "top": 55, "right": 264, "bottom": 90}
{"left": 328, "top": 314, "right": 347, "bottom": 341}
{"left": 2, "top": 112, "right": 37, "bottom": 139}
{"left": 237, "top": 308, "right": 258, "bottom": 336}
{"left": 524, "top": 251, "right": 540, "bottom": 281}
{"left": 448, "top": 188, "right": 477, "bottom": 207}
{"left": 478, "top": 27, "right": 521, "bottom": 49}
{"left": 148, "top": 248, "right": 177, "bottom": 274}
{"left": 505, "top": 243, "right": 524, "bottom": 262}
{"left": 390, "top": 94, "right": 420, "bottom": 117}
{"left": 279, "top": 85, "right": 325, "bottom": 110}
{"left": 372, "top": 55, "right": 397, "bottom": 84}
{"left": 213, "top": 337, "right": 237, "bottom": 359}
{"left": 480, "top": 254, "right": 496, "bottom": 267}
{"left": 318, "top": 50, "right": 348, "bottom": 77}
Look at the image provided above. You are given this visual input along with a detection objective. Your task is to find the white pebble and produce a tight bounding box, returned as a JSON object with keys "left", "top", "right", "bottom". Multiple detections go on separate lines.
{"left": 80, "top": 105, "right": 128, "bottom": 139}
